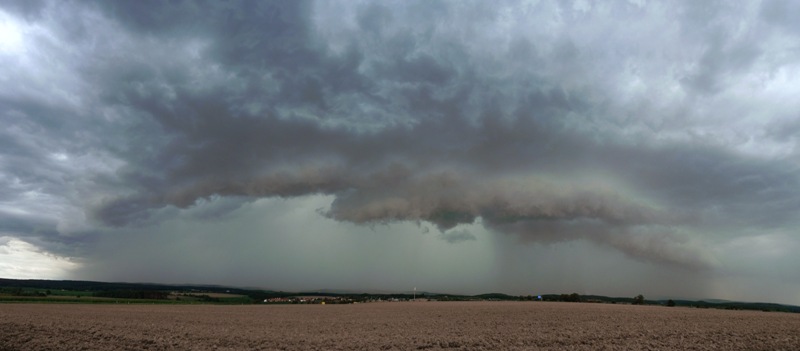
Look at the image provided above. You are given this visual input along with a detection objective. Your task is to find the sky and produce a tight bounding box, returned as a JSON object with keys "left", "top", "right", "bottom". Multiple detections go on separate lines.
{"left": 1, "top": 0, "right": 799, "bottom": 305}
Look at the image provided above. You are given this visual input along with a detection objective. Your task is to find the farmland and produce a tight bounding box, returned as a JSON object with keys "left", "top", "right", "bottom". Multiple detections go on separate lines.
{"left": 1, "top": 301, "right": 798, "bottom": 350}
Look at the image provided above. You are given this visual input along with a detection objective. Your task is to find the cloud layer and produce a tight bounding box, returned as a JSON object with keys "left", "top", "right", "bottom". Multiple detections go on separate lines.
{"left": 2, "top": 0, "right": 800, "bottom": 303}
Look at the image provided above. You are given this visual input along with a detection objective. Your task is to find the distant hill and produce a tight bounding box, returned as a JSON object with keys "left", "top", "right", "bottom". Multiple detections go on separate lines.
{"left": 664, "top": 299, "right": 800, "bottom": 313}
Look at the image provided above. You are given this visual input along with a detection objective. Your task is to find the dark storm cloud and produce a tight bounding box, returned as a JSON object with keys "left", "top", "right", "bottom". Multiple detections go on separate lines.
{"left": 2, "top": 0, "right": 800, "bottom": 280}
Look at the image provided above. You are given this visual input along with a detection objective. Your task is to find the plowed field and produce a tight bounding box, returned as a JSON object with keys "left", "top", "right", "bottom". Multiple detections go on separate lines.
{"left": 1, "top": 302, "right": 798, "bottom": 350}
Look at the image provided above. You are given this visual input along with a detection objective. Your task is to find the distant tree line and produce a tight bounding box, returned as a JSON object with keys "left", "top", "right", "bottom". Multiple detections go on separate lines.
{"left": 539, "top": 293, "right": 654, "bottom": 305}
{"left": 0, "top": 287, "right": 50, "bottom": 297}
{"left": 561, "top": 293, "right": 581, "bottom": 302}
{"left": 539, "top": 293, "right": 582, "bottom": 302}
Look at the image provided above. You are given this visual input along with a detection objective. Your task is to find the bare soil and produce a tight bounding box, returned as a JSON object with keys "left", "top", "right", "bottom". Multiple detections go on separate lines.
{"left": 1, "top": 301, "right": 798, "bottom": 350}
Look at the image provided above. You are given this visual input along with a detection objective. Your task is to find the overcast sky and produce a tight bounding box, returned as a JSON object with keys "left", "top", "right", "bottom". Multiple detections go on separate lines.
{"left": 2, "top": 0, "right": 800, "bottom": 304}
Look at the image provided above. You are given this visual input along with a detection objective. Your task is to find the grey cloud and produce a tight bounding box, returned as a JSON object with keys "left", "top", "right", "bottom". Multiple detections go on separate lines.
{"left": 0, "top": 0, "right": 46, "bottom": 20}
{"left": 680, "top": 28, "right": 763, "bottom": 96}
{"left": 766, "top": 115, "right": 800, "bottom": 144}
{"left": 760, "top": 0, "right": 800, "bottom": 33}
{"left": 0, "top": 212, "right": 58, "bottom": 239}
{"left": 356, "top": 3, "right": 393, "bottom": 35}
{"left": 91, "top": 196, "right": 155, "bottom": 228}
{"left": 599, "top": 228, "right": 717, "bottom": 269}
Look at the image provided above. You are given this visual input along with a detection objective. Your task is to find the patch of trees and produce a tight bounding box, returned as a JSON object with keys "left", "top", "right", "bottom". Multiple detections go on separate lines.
{"left": 632, "top": 294, "right": 644, "bottom": 305}
{"left": 93, "top": 290, "right": 169, "bottom": 300}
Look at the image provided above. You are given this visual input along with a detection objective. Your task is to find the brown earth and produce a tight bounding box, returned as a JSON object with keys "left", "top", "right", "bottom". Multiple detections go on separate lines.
{"left": 1, "top": 301, "right": 798, "bottom": 350}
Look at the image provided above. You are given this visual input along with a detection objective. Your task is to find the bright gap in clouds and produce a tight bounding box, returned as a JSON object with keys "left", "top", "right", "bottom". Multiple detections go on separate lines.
{"left": 0, "top": 10, "right": 24, "bottom": 53}
{"left": 0, "top": 237, "right": 79, "bottom": 279}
